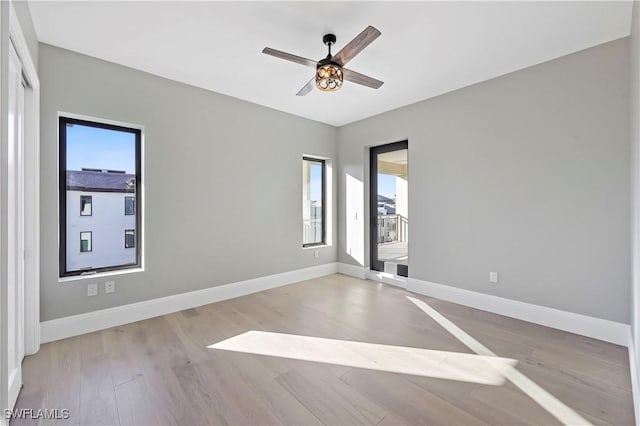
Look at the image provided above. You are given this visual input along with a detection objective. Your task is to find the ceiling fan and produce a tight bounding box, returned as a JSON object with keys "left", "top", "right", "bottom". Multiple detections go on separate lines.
{"left": 262, "top": 26, "right": 384, "bottom": 96}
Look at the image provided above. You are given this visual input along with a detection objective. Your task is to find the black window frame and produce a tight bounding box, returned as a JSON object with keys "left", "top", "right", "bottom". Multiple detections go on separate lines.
{"left": 79, "top": 231, "right": 92, "bottom": 253}
{"left": 124, "top": 229, "right": 136, "bottom": 249}
{"left": 369, "top": 140, "right": 408, "bottom": 277}
{"left": 124, "top": 196, "right": 135, "bottom": 216}
{"left": 80, "top": 195, "right": 92, "bottom": 216}
{"left": 302, "top": 156, "right": 326, "bottom": 248}
{"left": 59, "top": 116, "right": 142, "bottom": 277}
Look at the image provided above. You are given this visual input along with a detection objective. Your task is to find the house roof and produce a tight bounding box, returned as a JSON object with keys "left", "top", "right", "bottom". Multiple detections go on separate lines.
{"left": 377, "top": 194, "right": 394, "bottom": 204}
{"left": 66, "top": 169, "right": 135, "bottom": 193}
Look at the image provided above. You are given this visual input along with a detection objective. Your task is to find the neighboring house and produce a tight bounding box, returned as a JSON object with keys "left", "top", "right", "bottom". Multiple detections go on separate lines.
{"left": 310, "top": 200, "right": 322, "bottom": 220}
{"left": 66, "top": 168, "right": 137, "bottom": 271}
{"left": 377, "top": 194, "right": 396, "bottom": 215}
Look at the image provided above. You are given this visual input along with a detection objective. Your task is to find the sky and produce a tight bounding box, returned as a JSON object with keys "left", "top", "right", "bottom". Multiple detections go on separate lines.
{"left": 309, "top": 161, "right": 323, "bottom": 202}
{"left": 66, "top": 123, "right": 136, "bottom": 173}
{"left": 378, "top": 173, "right": 396, "bottom": 199}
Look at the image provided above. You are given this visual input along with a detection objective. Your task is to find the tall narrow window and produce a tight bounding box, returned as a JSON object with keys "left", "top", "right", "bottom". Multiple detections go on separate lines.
{"left": 59, "top": 116, "right": 142, "bottom": 276}
{"left": 124, "top": 196, "right": 135, "bottom": 216}
{"left": 80, "top": 232, "right": 92, "bottom": 252}
{"left": 302, "top": 157, "right": 325, "bottom": 247}
{"left": 80, "top": 195, "right": 92, "bottom": 216}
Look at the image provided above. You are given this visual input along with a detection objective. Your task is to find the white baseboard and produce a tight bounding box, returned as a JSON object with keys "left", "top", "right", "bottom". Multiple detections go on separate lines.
{"left": 40, "top": 262, "right": 338, "bottom": 344}
{"left": 337, "top": 263, "right": 410, "bottom": 289}
{"left": 629, "top": 331, "right": 639, "bottom": 424}
{"left": 7, "top": 367, "right": 22, "bottom": 415}
{"left": 367, "top": 269, "right": 407, "bottom": 289}
{"left": 407, "top": 277, "right": 629, "bottom": 346}
{"left": 337, "top": 262, "right": 368, "bottom": 279}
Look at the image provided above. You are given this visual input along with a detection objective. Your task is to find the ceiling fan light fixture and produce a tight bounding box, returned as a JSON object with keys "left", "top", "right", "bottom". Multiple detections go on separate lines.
{"left": 316, "top": 63, "right": 343, "bottom": 91}
{"left": 262, "top": 26, "right": 383, "bottom": 96}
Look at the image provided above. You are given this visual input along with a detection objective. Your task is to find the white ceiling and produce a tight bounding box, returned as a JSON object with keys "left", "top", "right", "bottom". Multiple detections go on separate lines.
{"left": 29, "top": 1, "right": 632, "bottom": 127}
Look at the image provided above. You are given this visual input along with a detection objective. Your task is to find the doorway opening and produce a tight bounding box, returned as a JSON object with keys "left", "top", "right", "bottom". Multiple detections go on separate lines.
{"left": 370, "top": 141, "right": 408, "bottom": 277}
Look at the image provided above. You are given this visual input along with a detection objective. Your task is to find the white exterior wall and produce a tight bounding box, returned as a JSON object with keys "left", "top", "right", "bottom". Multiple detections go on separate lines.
{"left": 66, "top": 190, "right": 135, "bottom": 271}
{"left": 396, "top": 176, "right": 408, "bottom": 219}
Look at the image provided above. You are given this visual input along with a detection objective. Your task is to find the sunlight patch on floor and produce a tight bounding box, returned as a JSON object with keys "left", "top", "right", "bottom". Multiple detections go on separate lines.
{"left": 406, "top": 296, "right": 591, "bottom": 426}
{"left": 209, "top": 330, "right": 516, "bottom": 385}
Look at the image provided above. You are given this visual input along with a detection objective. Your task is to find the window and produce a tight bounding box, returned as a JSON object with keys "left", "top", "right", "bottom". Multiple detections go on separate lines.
{"left": 80, "top": 195, "right": 92, "bottom": 216}
{"left": 125, "top": 229, "right": 135, "bottom": 248}
{"left": 302, "top": 157, "right": 325, "bottom": 247}
{"left": 59, "top": 116, "right": 142, "bottom": 276}
{"left": 80, "top": 232, "right": 92, "bottom": 252}
{"left": 125, "top": 196, "right": 135, "bottom": 215}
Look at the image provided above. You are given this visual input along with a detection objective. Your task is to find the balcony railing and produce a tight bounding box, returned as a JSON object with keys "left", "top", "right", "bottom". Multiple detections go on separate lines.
{"left": 378, "top": 214, "right": 408, "bottom": 244}
{"left": 303, "top": 219, "right": 322, "bottom": 244}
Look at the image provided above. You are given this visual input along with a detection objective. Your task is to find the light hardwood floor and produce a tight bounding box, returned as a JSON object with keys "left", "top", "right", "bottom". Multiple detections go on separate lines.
{"left": 13, "top": 274, "right": 634, "bottom": 425}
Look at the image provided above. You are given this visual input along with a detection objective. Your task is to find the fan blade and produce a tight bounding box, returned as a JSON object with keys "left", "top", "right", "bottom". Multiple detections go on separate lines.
{"left": 262, "top": 47, "right": 317, "bottom": 68}
{"left": 296, "top": 77, "right": 316, "bottom": 96}
{"left": 343, "top": 68, "right": 384, "bottom": 89}
{"left": 333, "top": 26, "right": 381, "bottom": 66}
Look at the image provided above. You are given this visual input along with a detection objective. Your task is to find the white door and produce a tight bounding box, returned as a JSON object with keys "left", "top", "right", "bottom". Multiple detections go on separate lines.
{"left": 7, "top": 40, "right": 26, "bottom": 410}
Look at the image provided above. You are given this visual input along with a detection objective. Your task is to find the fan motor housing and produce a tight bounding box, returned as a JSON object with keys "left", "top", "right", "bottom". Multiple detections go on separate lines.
{"left": 322, "top": 34, "right": 337, "bottom": 46}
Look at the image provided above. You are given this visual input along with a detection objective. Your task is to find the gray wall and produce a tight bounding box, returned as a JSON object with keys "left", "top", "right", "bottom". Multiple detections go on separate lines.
{"left": 39, "top": 43, "right": 337, "bottom": 321}
{"left": 338, "top": 38, "right": 630, "bottom": 323}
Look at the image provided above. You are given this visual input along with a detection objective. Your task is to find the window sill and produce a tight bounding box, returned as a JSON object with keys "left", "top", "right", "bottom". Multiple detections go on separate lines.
{"left": 58, "top": 267, "right": 144, "bottom": 283}
{"left": 302, "top": 244, "right": 331, "bottom": 250}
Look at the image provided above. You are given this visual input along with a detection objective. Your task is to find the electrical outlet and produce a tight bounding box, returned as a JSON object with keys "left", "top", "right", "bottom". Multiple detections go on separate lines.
{"left": 314, "top": 249, "right": 319, "bottom": 259}
{"left": 105, "top": 280, "right": 116, "bottom": 294}
{"left": 489, "top": 272, "right": 499, "bottom": 283}
{"left": 87, "top": 283, "right": 98, "bottom": 297}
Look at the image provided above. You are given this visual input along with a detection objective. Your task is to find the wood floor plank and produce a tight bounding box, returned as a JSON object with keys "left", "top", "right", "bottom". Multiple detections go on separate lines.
{"left": 10, "top": 390, "right": 45, "bottom": 426}
{"left": 114, "top": 376, "right": 162, "bottom": 426}
{"left": 78, "top": 353, "right": 119, "bottom": 426}
{"left": 468, "top": 379, "right": 561, "bottom": 425}
{"left": 223, "top": 353, "right": 323, "bottom": 425}
{"left": 403, "top": 375, "right": 541, "bottom": 426}
{"left": 518, "top": 358, "right": 635, "bottom": 425}
{"left": 192, "top": 356, "right": 283, "bottom": 425}
{"left": 276, "top": 366, "right": 388, "bottom": 425}
{"left": 340, "top": 367, "right": 486, "bottom": 425}
{"left": 15, "top": 274, "right": 634, "bottom": 426}
{"left": 36, "top": 337, "right": 83, "bottom": 426}
{"left": 528, "top": 347, "right": 632, "bottom": 391}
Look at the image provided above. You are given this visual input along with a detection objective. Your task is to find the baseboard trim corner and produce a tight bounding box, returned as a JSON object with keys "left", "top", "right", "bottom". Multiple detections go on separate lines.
{"left": 40, "top": 262, "right": 338, "bottom": 344}
{"left": 367, "top": 269, "right": 408, "bottom": 289}
{"left": 337, "top": 262, "right": 368, "bottom": 279}
{"left": 407, "top": 277, "right": 629, "bottom": 346}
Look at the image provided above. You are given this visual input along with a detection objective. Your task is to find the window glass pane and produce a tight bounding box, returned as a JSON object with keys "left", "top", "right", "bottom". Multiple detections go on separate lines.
{"left": 80, "top": 232, "right": 92, "bottom": 252}
{"left": 125, "top": 229, "right": 135, "bottom": 248}
{"left": 62, "top": 118, "right": 139, "bottom": 274}
{"left": 125, "top": 196, "right": 135, "bottom": 215}
{"left": 303, "top": 159, "right": 324, "bottom": 245}
{"left": 80, "top": 195, "right": 92, "bottom": 216}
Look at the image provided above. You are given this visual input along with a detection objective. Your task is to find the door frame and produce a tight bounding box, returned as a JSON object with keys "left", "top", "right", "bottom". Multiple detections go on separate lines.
{"left": 9, "top": 0, "right": 40, "bottom": 358}
{"left": 1, "top": 2, "right": 40, "bottom": 416}
{"left": 369, "top": 140, "right": 408, "bottom": 276}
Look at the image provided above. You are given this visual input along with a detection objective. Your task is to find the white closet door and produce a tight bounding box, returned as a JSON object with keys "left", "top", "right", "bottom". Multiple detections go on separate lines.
{"left": 7, "top": 40, "right": 25, "bottom": 410}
